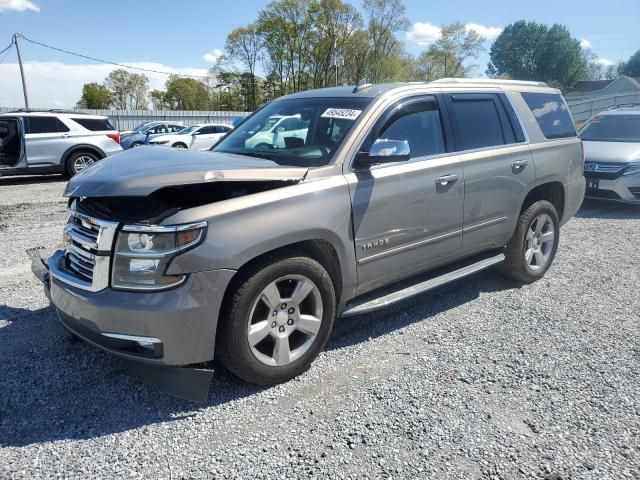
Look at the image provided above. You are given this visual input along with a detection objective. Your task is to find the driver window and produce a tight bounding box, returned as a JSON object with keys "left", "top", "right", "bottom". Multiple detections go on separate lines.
{"left": 378, "top": 100, "right": 445, "bottom": 158}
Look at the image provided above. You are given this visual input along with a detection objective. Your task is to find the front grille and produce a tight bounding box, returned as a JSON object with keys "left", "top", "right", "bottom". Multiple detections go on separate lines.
{"left": 584, "top": 161, "right": 629, "bottom": 179}
{"left": 64, "top": 215, "right": 100, "bottom": 282}
{"left": 55, "top": 204, "right": 119, "bottom": 292}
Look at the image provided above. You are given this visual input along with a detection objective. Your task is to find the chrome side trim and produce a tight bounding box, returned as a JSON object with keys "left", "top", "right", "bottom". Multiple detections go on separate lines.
{"left": 358, "top": 229, "right": 462, "bottom": 265}
{"left": 343, "top": 253, "right": 505, "bottom": 317}
{"left": 462, "top": 216, "right": 508, "bottom": 234}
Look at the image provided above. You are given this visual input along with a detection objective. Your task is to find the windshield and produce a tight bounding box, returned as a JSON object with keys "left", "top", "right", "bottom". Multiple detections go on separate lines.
{"left": 213, "top": 97, "right": 372, "bottom": 167}
{"left": 580, "top": 114, "right": 640, "bottom": 142}
{"left": 133, "top": 124, "right": 151, "bottom": 133}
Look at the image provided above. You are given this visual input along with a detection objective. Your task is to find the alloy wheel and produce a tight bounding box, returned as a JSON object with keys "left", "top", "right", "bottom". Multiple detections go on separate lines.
{"left": 247, "top": 275, "right": 323, "bottom": 367}
{"left": 525, "top": 213, "right": 555, "bottom": 271}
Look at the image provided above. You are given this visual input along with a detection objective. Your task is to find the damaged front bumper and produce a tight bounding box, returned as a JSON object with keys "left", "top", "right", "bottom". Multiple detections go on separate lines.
{"left": 28, "top": 248, "right": 236, "bottom": 402}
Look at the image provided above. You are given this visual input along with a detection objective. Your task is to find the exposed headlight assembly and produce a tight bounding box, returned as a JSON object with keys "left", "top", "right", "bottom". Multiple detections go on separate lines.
{"left": 112, "top": 222, "right": 207, "bottom": 291}
{"left": 623, "top": 162, "right": 640, "bottom": 175}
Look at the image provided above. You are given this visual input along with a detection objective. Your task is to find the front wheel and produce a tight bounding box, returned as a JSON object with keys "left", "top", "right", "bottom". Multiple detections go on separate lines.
{"left": 499, "top": 200, "right": 560, "bottom": 283}
{"left": 216, "top": 255, "right": 336, "bottom": 385}
{"left": 172, "top": 142, "right": 188, "bottom": 149}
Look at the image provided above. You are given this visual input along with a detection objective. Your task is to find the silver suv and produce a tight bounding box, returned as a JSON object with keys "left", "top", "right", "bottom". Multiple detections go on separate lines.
{"left": 580, "top": 105, "right": 640, "bottom": 203}
{"left": 0, "top": 111, "right": 122, "bottom": 177}
{"left": 32, "top": 79, "right": 585, "bottom": 394}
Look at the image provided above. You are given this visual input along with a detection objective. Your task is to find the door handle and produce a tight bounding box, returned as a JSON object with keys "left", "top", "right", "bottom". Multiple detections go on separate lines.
{"left": 512, "top": 160, "right": 529, "bottom": 171}
{"left": 435, "top": 174, "right": 459, "bottom": 187}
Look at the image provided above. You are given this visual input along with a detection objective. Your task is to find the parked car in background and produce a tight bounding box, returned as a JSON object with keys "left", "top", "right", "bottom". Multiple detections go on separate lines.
{"left": 147, "top": 123, "right": 231, "bottom": 149}
{"left": 33, "top": 79, "right": 584, "bottom": 394}
{"left": 580, "top": 105, "right": 640, "bottom": 203}
{"left": 120, "top": 121, "right": 185, "bottom": 149}
{"left": 244, "top": 115, "right": 309, "bottom": 149}
{"left": 189, "top": 124, "right": 232, "bottom": 150}
{"left": 0, "top": 111, "right": 122, "bottom": 177}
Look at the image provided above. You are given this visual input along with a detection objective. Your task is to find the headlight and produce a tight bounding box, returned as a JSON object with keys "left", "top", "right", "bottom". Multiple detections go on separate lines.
{"left": 112, "top": 222, "right": 207, "bottom": 291}
{"left": 623, "top": 162, "right": 640, "bottom": 175}
{"left": 150, "top": 140, "right": 169, "bottom": 145}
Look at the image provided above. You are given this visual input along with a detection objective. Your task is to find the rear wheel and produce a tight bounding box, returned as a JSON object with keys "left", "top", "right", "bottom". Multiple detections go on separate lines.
{"left": 131, "top": 141, "right": 143, "bottom": 148}
{"left": 64, "top": 150, "right": 99, "bottom": 177}
{"left": 172, "top": 142, "right": 188, "bottom": 149}
{"left": 217, "top": 254, "right": 336, "bottom": 385}
{"left": 499, "top": 200, "right": 560, "bottom": 283}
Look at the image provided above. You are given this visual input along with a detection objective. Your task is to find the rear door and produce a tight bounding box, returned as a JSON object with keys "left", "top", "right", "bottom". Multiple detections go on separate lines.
{"left": 24, "top": 116, "right": 77, "bottom": 167}
{"left": 444, "top": 92, "right": 535, "bottom": 252}
{"left": 0, "top": 117, "right": 27, "bottom": 170}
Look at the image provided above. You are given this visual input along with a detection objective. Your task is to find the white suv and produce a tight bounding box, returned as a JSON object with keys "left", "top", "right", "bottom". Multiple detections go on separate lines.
{"left": 0, "top": 111, "right": 123, "bottom": 177}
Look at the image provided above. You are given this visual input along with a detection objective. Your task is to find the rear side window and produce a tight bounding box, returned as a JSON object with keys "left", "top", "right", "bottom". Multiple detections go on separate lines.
{"left": 71, "top": 117, "right": 114, "bottom": 131}
{"left": 26, "top": 116, "right": 69, "bottom": 134}
{"left": 450, "top": 97, "right": 505, "bottom": 150}
{"left": 522, "top": 92, "right": 576, "bottom": 139}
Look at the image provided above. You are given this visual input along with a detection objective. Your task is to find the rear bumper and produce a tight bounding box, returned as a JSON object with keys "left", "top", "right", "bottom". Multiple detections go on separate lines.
{"left": 563, "top": 175, "right": 586, "bottom": 224}
{"left": 47, "top": 266, "right": 236, "bottom": 366}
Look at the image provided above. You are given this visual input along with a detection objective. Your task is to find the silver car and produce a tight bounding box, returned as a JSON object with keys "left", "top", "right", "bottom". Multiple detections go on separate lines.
{"left": 0, "top": 111, "right": 123, "bottom": 177}
{"left": 580, "top": 106, "right": 640, "bottom": 203}
{"left": 31, "top": 79, "right": 585, "bottom": 397}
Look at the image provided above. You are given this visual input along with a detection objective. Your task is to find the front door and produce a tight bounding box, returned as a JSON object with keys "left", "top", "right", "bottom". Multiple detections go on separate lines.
{"left": 346, "top": 95, "right": 465, "bottom": 294}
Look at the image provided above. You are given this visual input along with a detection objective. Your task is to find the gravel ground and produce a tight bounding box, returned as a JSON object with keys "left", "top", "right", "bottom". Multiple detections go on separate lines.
{"left": 0, "top": 175, "right": 639, "bottom": 479}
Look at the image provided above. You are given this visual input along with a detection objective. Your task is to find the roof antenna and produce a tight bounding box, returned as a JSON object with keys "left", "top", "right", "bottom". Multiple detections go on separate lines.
{"left": 353, "top": 78, "right": 372, "bottom": 93}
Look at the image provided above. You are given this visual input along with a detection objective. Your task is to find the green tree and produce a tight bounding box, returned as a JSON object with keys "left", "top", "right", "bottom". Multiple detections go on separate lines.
{"left": 163, "top": 76, "right": 211, "bottom": 110}
{"left": 226, "top": 24, "right": 262, "bottom": 110}
{"left": 104, "top": 69, "right": 149, "bottom": 109}
{"left": 363, "top": 0, "right": 410, "bottom": 83}
{"left": 75, "top": 83, "right": 111, "bottom": 109}
{"left": 619, "top": 49, "right": 640, "bottom": 77}
{"left": 487, "top": 20, "right": 587, "bottom": 91}
{"left": 417, "top": 22, "right": 485, "bottom": 80}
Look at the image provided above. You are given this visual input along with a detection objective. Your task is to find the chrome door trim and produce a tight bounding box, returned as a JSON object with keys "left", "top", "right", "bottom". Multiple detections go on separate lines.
{"left": 463, "top": 216, "right": 508, "bottom": 234}
{"left": 358, "top": 228, "right": 462, "bottom": 265}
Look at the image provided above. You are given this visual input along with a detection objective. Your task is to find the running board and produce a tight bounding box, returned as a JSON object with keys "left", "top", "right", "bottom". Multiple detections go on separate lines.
{"left": 341, "top": 253, "right": 505, "bottom": 317}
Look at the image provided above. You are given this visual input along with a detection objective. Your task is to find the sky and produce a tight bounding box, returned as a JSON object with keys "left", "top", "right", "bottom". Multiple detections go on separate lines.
{"left": 0, "top": 0, "right": 638, "bottom": 107}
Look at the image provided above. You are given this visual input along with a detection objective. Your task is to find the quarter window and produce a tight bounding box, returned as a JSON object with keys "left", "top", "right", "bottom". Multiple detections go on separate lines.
{"left": 450, "top": 98, "right": 505, "bottom": 150}
{"left": 26, "top": 116, "right": 69, "bottom": 134}
{"left": 377, "top": 99, "right": 446, "bottom": 158}
{"left": 522, "top": 92, "right": 576, "bottom": 139}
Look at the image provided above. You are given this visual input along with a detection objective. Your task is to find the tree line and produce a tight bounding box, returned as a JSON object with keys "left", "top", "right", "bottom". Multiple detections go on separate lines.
{"left": 76, "top": 0, "right": 640, "bottom": 111}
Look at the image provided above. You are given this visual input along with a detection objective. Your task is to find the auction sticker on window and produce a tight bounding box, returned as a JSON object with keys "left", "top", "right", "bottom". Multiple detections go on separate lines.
{"left": 321, "top": 108, "right": 362, "bottom": 120}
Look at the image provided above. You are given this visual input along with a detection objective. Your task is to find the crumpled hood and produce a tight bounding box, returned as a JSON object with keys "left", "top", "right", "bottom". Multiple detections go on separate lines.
{"left": 583, "top": 140, "right": 640, "bottom": 163}
{"left": 64, "top": 148, "right": 308, "bottom": 198}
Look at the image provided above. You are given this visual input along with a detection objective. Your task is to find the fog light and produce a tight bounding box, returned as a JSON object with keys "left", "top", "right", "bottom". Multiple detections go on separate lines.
{"left": 136, "top": 340, "right": 156, "bottom": 350}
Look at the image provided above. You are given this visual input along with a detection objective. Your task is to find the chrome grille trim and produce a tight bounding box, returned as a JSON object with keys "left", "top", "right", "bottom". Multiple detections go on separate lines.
{"left": 49, "top": 202, "right": 120, "bottom": 292}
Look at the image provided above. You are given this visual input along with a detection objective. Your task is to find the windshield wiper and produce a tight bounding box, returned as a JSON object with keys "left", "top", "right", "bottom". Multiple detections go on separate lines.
{"left": 217, "top": 149, "right": 280, "bottom": 161}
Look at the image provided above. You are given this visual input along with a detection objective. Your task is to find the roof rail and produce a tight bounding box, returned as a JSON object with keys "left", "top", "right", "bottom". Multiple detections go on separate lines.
{"left": 2, "top": 108, "right": 90, "bottom": 114}
{"left": 431, "top": 78, "right": 550, "bottom": 88}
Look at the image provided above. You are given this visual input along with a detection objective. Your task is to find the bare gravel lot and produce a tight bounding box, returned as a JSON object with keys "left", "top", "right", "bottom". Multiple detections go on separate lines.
{"left": 1, "top": 175, "right": 639, "bottom": 479}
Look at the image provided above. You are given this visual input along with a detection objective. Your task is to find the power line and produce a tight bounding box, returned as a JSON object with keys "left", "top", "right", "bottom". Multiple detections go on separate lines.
{"left": 0, "top": 38, "right": 14, "bottom": 58}
{"left": 14, "top": 33, "right": 212, "bottom": 79}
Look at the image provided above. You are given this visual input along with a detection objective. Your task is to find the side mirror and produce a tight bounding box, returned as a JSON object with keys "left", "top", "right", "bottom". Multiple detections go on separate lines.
{"left": 357, "top": 139, "right": 411, "bottom": 167}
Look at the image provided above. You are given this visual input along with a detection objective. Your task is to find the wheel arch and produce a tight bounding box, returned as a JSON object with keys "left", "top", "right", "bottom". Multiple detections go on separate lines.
{"left": 521, "top": 181, "right": 565, "bottom": 222}
{"left": 61, "top": 144, "right": 107, "bottom": 166}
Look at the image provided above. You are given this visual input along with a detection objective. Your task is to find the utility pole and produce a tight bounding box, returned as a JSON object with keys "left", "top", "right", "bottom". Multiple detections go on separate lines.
{"left": 13, "top": 34, "right": 30, "bottom": 110}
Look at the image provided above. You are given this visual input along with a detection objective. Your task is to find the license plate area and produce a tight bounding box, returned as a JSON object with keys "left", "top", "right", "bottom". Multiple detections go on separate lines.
{"left": 587, "top": 178, "right": 599, "bottom": 190}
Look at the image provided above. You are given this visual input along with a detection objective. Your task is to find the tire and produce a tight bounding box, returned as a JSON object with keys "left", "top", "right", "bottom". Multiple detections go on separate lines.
{"left": 172, "top": 142, "right": 188, "bottom": 149}
{"left": 499, "top": 200, "right": 560, "bottom": 283}
{"left": 131, "top": 142, "right": 143, "bottom": 148}
{"left": 64, "top": 150, "right": 100, "bottom": 178}
{"left": 216, "top": 254, "right": 336, "bottom": 385}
